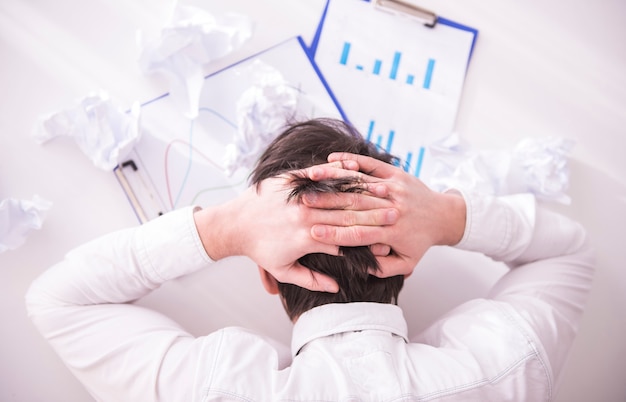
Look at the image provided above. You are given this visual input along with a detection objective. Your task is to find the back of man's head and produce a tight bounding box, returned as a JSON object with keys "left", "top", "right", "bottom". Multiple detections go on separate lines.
{"left": 250, "top": 118, "right": 404, "bottom": 321}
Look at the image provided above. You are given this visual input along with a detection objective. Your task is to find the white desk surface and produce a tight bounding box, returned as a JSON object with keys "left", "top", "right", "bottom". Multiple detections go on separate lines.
{"left": 1, "top": 0, "right": 625, "bottom": 401}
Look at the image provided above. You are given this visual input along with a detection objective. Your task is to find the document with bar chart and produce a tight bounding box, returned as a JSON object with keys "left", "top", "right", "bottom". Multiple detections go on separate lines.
{"left": 311, "top": 0, "right": 477, "bottom": 179}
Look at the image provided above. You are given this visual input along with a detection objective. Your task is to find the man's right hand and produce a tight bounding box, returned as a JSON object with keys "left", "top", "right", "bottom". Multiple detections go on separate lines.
{"left": 304, "top": 153, "right": 467, "bottom": 278}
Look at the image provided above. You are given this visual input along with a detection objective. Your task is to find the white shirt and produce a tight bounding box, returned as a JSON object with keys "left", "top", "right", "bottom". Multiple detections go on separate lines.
{"left": 25, "top": 192, "right": 594, "bottom": 401}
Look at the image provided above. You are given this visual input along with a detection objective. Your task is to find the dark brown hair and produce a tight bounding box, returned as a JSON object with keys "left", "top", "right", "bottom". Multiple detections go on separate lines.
{"left": 250, "top": 118, "right": 404, "bottom": 321}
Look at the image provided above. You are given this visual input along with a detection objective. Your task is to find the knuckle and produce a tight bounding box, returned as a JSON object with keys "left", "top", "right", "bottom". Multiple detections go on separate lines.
{"left": 349, "top": 227, "right": 365, "bottom": 244}
{"left": 347, "top": 193, "right": 360, "bottom": 209}
{"left": 372, "top": 210, "right": 385, "bottom": 225}
{"left": 342, "top": 212, "right": 357, "bottom": 227}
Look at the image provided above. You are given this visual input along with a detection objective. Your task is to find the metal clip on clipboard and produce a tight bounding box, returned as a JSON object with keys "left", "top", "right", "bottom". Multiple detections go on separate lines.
{"left": 114, "top": 159, "right": 165, "bottom": 224}
{"left": 373, "top": 0, "right": 438, "bottom": 28}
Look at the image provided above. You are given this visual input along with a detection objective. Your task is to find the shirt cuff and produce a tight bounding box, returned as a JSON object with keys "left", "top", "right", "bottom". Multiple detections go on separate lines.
{"left": 135, "top": 206, "right": 214, "bottom": 283}
{"left": 453, "top": 190, "right": 536, "bottom": 262}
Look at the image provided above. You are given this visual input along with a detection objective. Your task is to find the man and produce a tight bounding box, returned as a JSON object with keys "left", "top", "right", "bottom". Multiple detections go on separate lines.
{"left": 26, "top": 118, "right": 594, "bottom": 401}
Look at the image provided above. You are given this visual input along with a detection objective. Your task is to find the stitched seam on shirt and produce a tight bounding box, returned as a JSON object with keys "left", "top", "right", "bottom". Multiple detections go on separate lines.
{"left": 490, "top": 300, "right": 554, "bottom": 400}
{"left": 138, "top": 220, "right": 168, "bottom": 283}
{"left": 495, "top": 202, "right": 513, "bottom": 256}
{"left": 201, "top": 329, "right": 225, "bottom": 401}
{"left": 202, "top": 351, "right": 539, "bottom": 402}
{"left": 204, "top": 389, "right": 254, "bottom": 401}
{"left": 394, "top": 301, "right": 553, "bottom": 402}
{"left": 187, "top": 206, "right": 214, "bottom": 265}
{"left": 398, "top": 351, "right": 540, "bottom": 401}
{"left": 456, "top": 189, "right": 474, "bottom": 248}
{"left": 207, "top": 391, "right": 340, "bottom": 402}
{"left": 275, "top": 397, "right": 356, "bottom": 402}
{"left": 134, "top": 226, "right": 160, "bottom": 283}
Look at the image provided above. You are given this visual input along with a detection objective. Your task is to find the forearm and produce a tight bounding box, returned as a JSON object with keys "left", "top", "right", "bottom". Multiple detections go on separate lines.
{"left": 26, "top": 206, "right": 212, "bottom": 320}
{"left": 453, "top": 190, "right": 595, "bottom": 386}
{"left": 453, "top": 190, "right": 591, "bottom": 265}
{"left": 25, "top": 207, "right": 214, "bottom": 401}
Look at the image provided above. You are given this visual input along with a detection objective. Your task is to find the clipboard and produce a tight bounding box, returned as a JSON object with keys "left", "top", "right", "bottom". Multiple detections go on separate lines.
{"left": 114, "top": 36, "right": 346, "bottom": 223}
{"left": 308, "top": 0, "right": 478, "bottom": 180}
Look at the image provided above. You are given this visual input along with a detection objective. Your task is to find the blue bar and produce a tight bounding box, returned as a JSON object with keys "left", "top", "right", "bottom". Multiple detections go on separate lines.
{"left": 414, "top": 147, "right": 425, "bottom": 177}
{"left": 406, "top": 74, "right": 414, "bottom": 85}
{"left": 373, "top": 60, "right": 382, "bottom": 75}
{"left": 376, "top": 135, "right": 383, "bottom": 148}
{"left": 423, "top": 59, "right": 435, "bottom": 89}
{"left": 389, "top": 51, "right": 401, "bottom": 80}
{"left": 356, "top": 65, "right": 364, "bottom": 70}
{"left": 386, "top": 130, "right": 395, "bottom": 153}
{"left": 366, "top": 120, "right": 375, "bottom": 142}
{"left": 340, "top": 42, "right": 351, "bottom": 65}
{"left": 404, "top": 152, "right": 413, "bottom": 172}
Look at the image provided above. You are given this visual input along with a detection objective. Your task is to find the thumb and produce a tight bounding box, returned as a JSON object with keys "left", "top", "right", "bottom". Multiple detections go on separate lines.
{"left": 277, "top": 262, "right": 339, "bottom": 293}
{"left": 372, "top": 255, "right": 417, "bottom": 278}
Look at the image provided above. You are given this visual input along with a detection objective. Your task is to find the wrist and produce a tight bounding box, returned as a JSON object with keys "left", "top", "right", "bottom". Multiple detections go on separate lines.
{"left": 436, "top": 190, "right": 467, "bottom": 246}
{"left": 193, "top": 201, "right": 242, "bottom": 261}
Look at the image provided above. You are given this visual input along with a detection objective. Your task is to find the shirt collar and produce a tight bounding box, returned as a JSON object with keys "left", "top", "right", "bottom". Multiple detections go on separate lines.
{"left": 291, "top": 302, "right": 408, "bottom": 357}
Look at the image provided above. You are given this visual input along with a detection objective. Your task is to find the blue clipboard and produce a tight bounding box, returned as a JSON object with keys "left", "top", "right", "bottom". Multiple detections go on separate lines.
{"left": 305, "top": 0, "right": 478, "bottom": 181}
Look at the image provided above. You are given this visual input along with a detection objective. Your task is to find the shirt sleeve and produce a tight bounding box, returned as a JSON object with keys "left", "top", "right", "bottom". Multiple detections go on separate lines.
{"left": 25, "top": 207, "right": 216, "bottom": 402}
{"left": 454, "top": 190, "right": 596, "bottom": 388}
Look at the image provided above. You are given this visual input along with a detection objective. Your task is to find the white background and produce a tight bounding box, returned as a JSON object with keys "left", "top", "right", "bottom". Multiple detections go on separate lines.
{"left": 1, "top": 0, "right": 625, "bottom": 401}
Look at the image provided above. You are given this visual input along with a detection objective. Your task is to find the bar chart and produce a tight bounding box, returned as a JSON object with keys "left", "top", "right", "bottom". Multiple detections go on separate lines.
{"left": 339, "top": 41, "right": 436, "bottom": 90}
{"left": 365, "top": 120, "right": 426, "bottom": 178}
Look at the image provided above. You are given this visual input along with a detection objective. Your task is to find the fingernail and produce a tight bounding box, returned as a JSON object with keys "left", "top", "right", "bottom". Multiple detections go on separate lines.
{"left": 345, "top": 160, "right": 358, "bottom": 170}
{"left": 386, "top": 209, "right": 399, "bottom": 224}
{"left": 304, "top": 193, "right": 318, "bottom": 204}
{"left": 324, "top": 282, "right": 339, "bottom": 293}
{"left": 310, "top": 167, "right": 322, "bottom": 180}
{"left": 312, "top": 225, "right": 326, "bottom": 237}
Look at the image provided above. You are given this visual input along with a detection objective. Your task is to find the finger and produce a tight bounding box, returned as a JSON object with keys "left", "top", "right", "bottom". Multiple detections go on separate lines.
{"left": 308, "top": 207, "right": 398, "bottom": 227}
{"left": 293, "top": 161, "right": 359, "bottom": 183}
{"left": 299, "top": 164, "right": 392, "bottom": 198}
{"left": 304, "top": 164, "right": 373, "bottom": 182}
{"left": 313, "top": 159, "right": 361, "bottom": 172}
{"left": 278, "top": 263, "right": 339, "bottom": 293}
{"left": 303, "top": 191, "right": 393, "bottom": 210}
{"left": 370, "top": 256, "right": 417, "bottom": 278}
{"left": 369, "top": 243, "right": 391, "bottom": 256}
{"left": 327, "top": 153, "right": 398, "bottom": 179}
{"left": 311, "top": 224, "right": 387, "bottom": 247}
